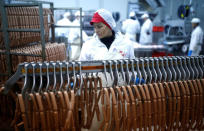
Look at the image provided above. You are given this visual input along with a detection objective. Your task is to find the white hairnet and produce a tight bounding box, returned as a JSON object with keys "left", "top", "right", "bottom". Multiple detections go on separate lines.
{"left": 141, "top": 13, "right": 149, "bottom": 19}
{"left": 191, "top": 18, "right": 200, "bottom": 23}
{"left": 63, "top": 12, "right": 71, "bottom": 18}
{"left": 75, "top": 11, "right": 85, "bottom": 17}
{"left": 95, "top": 9, "right": 116, "bottom": 30}
{"left": 129, "top": 11, "right": 135, "bottom": 18}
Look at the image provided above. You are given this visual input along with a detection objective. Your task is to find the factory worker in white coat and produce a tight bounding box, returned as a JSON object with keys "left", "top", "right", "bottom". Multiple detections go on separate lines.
{"left": 56, "top": 12, "right": 72, "bottom": 37}
{"left": 68, "top": 11, "right": 89, "bottom": 60}
{"left": 188, "top": 18, "right": 203, "bottom": 56}
{"left": 79, "top": 10, "right": 135, "bottom": 129}
{"left": 122, "top": 11, "right": 140, "bottom": 42}
{"left": 139, "top": 13, "right": 153, "bottom": 44}
{"left": 68, "top": 11, "right": 89, "bottom": 43}
{"left": 79, "top": 9, "right": 135, "bottom": 61}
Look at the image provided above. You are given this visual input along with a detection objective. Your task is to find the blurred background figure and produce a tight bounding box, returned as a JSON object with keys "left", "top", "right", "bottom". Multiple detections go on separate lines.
{"left": 112, "top": 11, "right": 121, "bottom": 31}
{"left": 121, "top": 11, "right": 140, "bottom": 42}
{"left": 139, "top": 13, "right": 153, "bottom": 44}
{"left": 68, "top": 11, "right": 89, "bottom": 60}
{"left": 55, "top": 12, "right": 72, "bottom": 38}
{"left": 188, "top": 18, "right": 203, "bottom": 56}
{"left": 68, "top": 11, "right": 89, "bottom": 43}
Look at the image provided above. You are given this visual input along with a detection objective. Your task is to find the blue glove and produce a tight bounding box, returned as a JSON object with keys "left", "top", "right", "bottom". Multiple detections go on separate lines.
{"left": 132, "top": 77, "right": 145, "bottom": 85}
{"left": 188, "top": 50, "right": 192, "bottom": 56}
{"left": 70, "top": 82, "right": 73, "bottom": 89}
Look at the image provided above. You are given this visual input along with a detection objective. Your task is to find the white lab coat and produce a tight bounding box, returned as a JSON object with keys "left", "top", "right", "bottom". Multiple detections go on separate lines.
{"left": 79, "top": 32, "right": 135, "bottom": 61}
{"left": 68, "top": 19, "right": 89, "bottom": 43}
{"left": 56, "top": 18, "right": 72, "bottom": 37}
{"left": 122, "top": 19, "right": 140, "bottom": 42}
{"left": 139, "top": 19, "right": 153, "bottom": 44}
{"left": 189, "top": 26, "right": 203, "bottom": 56}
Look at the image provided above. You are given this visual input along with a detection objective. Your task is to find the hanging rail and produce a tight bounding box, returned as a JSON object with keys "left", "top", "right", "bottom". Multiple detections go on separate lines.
{"left": 4, "top": 55, "right": 204, "bottom": 94}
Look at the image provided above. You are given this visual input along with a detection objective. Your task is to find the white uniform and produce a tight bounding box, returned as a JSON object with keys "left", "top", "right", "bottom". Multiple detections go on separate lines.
{"left": 122, "top": 19, "right": 140, "bottom": 42}
{"left": 139, "top": 18, "right": 153, "bottom": 44}
{"left": 56, "top": 18, "right": 72, "bottom": 37}
{"left": 68, "top": 19, "right": 89, "bottom": 43}
{"left": 189, "top": 26, "right": 203, "bottom": 56}
{"left": 79, "top": 32, "right": 135, "bottom": 61}
{"left": 68, "top": 19, "right": 89, "bottom": 60}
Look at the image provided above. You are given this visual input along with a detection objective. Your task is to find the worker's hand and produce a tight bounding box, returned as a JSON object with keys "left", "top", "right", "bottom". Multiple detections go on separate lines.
{"left": 132, "top": 77, "right": 145, "bottom": 84}
{"left": 187, "top": 50, "right": 193, "bottom": 56}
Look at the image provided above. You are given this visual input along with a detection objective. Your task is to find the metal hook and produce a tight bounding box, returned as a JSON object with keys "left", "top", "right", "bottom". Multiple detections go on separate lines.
{"left": 164, "top": 57, "right": 172, "bottom": 82}
{"left": 59, "top": 62, "right": 64, "bottom": 91}
{"left": 125, "top": 59, "right": 131, "bottom": 85}
{"left": 72, "top": 62, "right": 76, "bottom": 90}
{"left": 154, "top": 57, "right": 162, "bottom": 83}
{"left": 145, "top": 58, "right": 152, "bottom": 84}
{"left": 119, "top": 60, "right": 126, "bottom": 83}
{"left": 38, "top": 62, "right": 43, "bottom": 92}
{"left": 172, "top": 57, "right": 181, "bottom": 81}
{"left": 150, "top": 58, "right": 157, "bottom": 83}
{"left": 77, "top": 61, "right": 83, "bottom": 95}
{"left": 186, "top": 57, "right": 194, "bottom": 80}
{"left": 168, "top": 57, "right": 176, "bottom": 81}
{"left": 191, "top": 57, "right": 199, "bottom": 79}
{"left": 45, "top": 62, "right": 50, "bottom": 92}
{"left": 135, "top": 59, "right": 142, "bottom": 84}
{"left": 176, "top": 56, "right": 185, "bottom": 80}
{"left": 31, "top": 62, "right": 36, "bottom": 93}
{"left": 22, "top": 63, "right": 29, "bottom": 95}
{"left": 65, "top": 62, "right": 70, "bottom": 91}
{"left": 108, "top": 60, "right": 114, "bottom": 83}
{"left": 199, "top": 56, "right": 204, "bottom": 70}
{"left": 181, "top": 56, "right": 190, "bottom": 80}
{"left": 114, "top": 60, "right": 119, "bottom": 86}
{"left": 130, "top": 59, "right": 137, "bottom": 85}
{"left": 140, "top": 58, "right": 147, "bottom": 84}
{"left": 103, "top": 61, "right": 108, "bottom": 87}
{"left": 195, "top": 56, "right": 203, "bottom": 79}
{"left": 52, "top": 62, "right": 57, "bottom": 92}
{"left": 159, "top": 57, "right": 167, "bottom": 82}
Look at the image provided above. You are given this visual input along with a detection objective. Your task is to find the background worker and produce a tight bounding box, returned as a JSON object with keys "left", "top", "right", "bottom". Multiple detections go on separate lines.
{"left": 188, "top": 18, "right": 203, "bottom": 56}
{"left": 122, "top": 11, "right": 140, "bottom": 42}
{"left": 139, "top": 13, "right": 153, "bottom": 45}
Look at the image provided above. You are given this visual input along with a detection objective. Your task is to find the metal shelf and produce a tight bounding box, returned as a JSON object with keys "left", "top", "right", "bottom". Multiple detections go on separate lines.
{"left": 0, "top": 0, "right": 50, "bottom": 77}
{"left": 0, "top": 0, "right": 84, "bottom": 78}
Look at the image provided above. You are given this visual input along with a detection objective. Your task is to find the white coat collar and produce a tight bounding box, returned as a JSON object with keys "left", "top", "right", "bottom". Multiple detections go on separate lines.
{"left": 93, "top": 31, "right": 125, "bottom": 47}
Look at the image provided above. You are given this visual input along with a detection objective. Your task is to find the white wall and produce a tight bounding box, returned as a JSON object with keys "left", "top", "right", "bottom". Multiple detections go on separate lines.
{"left": 50, "top": 0, "right": 129, "bottom": 21}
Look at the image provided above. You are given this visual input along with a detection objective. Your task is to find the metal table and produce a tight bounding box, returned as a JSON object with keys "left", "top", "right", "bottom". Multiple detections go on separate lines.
{"left": 134, "top": 44, "right": 168, "bottom": 57}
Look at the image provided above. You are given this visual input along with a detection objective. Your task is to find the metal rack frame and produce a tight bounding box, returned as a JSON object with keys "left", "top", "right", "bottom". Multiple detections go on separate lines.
{"left": 0, "top": 0, "right": 84, "bottom": 78}
{"left": 0, "top": 0, "right": 49, "bottom": 77}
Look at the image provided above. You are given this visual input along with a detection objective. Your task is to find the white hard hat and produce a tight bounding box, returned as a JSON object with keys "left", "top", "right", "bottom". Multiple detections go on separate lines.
{"left": 63, "top": 12, "right": 70, "bottom": 18}
{"left": 129, "top": 11, "right": 135, "bottom": 17}
{"left": 191, "top": 18, "right": 200, "bottom": 23}
{"left": 75, "top": 11, "right": 84, "bottom": 17}
{"left": 90, "top": 9, "right": 116, "bottom": 30}
{"left": 141, "top": 13, "right": 149, "bottom": 19}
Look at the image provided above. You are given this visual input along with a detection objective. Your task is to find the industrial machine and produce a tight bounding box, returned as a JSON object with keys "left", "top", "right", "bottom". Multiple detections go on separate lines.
{"left": 128, "top": 0, "right": 204, "bottom": 56}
